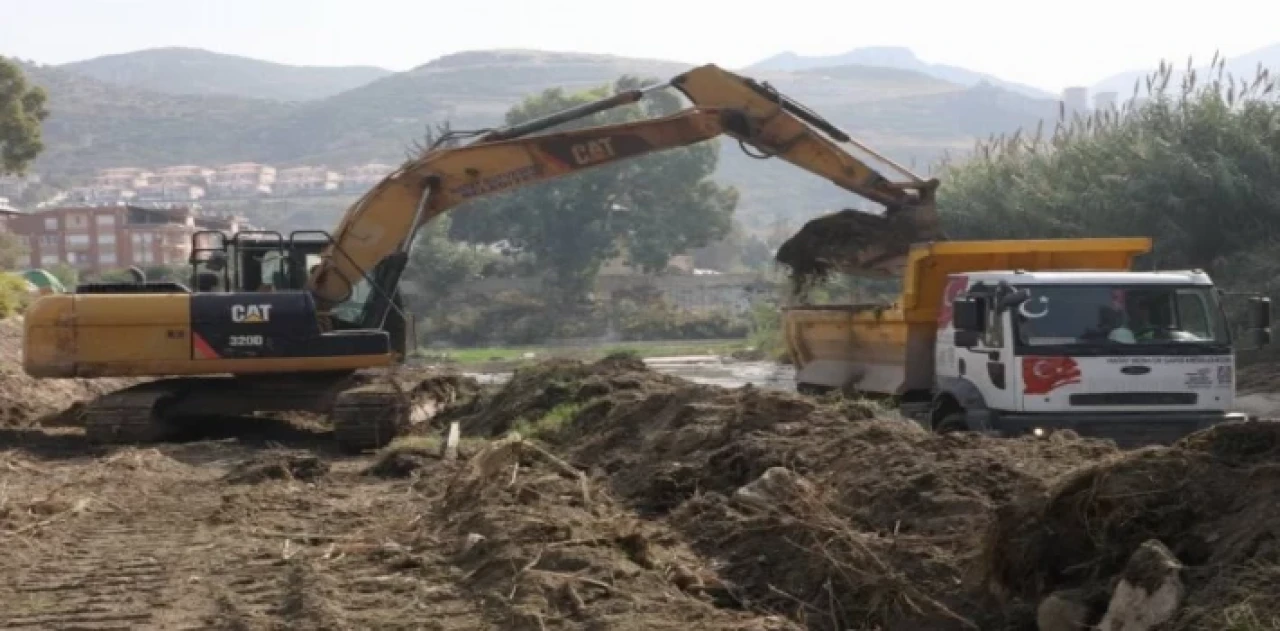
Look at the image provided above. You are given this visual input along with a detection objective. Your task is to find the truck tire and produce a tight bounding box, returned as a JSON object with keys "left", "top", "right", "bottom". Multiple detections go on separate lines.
{"left": 934, "top": 412, "right": 968, "bottom": 434}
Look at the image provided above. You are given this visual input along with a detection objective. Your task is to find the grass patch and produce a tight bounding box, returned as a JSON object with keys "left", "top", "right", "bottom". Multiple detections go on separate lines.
{"left": 512, "top": 401, "right": 583, "bottom": 441}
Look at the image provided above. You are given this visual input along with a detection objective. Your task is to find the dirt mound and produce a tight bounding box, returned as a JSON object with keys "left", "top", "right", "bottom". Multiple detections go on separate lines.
{"left": 982, "top": 420, "right": 1280, "bottom": 628}
{"left": 0, "top": 317, "right": 141, "bottom": 427}
{"left": 437, "top": 357, "right": 1123, "bottom": 630}
{"left": 222, "top": 452, "right": 329, "bottom": 484}
{"left": 428, "top": 436, "right": 799, "bottom": 630}
{"left": 436, "top": 355, "right": 682, "bottom": 437}
{"left": 774, "top": 209, "right": 929, "bottom": 294}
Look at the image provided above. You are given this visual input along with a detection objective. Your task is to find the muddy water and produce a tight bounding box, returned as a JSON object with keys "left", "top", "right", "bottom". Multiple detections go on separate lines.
{"left": 466, "top": 357, "right": 797, "bottom": 391}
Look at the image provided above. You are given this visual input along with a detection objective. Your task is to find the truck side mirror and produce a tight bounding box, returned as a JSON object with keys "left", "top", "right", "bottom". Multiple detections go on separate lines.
{"left": 953, "top": 330, "right": 980, "bottom": 348}
{"left": 1249, "top": 296, "right": 1271, "bottom": 330}
{"left": 951, "top": 296, "right": 986, "bottom": 348}
{"left": 1245, "top": 296, "right": 1271, "bottom": 349}
{"left": 952, "top": 296, "right": 986, "bottom": 331}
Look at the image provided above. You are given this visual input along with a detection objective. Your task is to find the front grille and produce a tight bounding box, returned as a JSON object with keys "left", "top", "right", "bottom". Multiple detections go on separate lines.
{"left": 1069, "top": 392, "right": 1198, "bottom": 406}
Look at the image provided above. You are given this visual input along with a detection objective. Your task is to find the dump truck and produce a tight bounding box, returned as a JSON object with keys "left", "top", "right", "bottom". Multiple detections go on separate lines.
{"left": 782, "top": 237, "right": 1272, "bottom": 445}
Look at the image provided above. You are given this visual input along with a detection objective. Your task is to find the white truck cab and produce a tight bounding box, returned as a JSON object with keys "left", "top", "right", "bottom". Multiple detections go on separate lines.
{"left": 941, "top": 269, "right": 1271, "bottom": 444}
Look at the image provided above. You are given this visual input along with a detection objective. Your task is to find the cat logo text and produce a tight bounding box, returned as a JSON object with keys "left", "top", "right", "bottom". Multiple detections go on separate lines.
{"left": 231, "top": 304, "right": 273, "bottom": 324}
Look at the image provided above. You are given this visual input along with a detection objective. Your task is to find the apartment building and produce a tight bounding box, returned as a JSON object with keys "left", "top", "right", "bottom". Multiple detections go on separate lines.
{"left": 154, "top": 165, "right": 214, "bottom": 180}
{"left": 207, "top": 163, "right": 275, "bottom": 197}
{"left": 341, "top": 163, "right": 394, "bottom": 193}
{"left": 135, "top": 182, "right": 206, "bottom": 202}
{"left": 6, "top": 205, "right": 244, "bottom": 274}
{"left": 93, "top": 168, "right": 152, "bottom": 190}
{"left": 275, "top": 166, "right": 341, "bottom": 196}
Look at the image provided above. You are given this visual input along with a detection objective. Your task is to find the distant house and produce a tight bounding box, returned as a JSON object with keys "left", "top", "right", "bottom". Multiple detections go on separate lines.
{"left": 275, "top": 166, "right": 341, "bottom": 196}
{"left": 92, "top": 167, "right": 151, "bottom": 190}
{"left": 207, "top": 163, "right": 275, "bottom": 197}
{"left": 341, "top": 163, "right": 394, "bottom": 193}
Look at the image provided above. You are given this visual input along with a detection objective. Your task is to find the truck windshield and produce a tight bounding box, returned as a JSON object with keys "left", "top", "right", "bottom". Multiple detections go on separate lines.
{"left": 1011, "top": 284, "right": 1229, "bottom": 351}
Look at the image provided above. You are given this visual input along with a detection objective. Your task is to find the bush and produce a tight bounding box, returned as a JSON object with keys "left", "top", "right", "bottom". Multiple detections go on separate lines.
{"left": 615, "top": 304, "right": 748, "bottom": 341}
{"left": 0, "top": 272, "right": 33, "bottom": 318}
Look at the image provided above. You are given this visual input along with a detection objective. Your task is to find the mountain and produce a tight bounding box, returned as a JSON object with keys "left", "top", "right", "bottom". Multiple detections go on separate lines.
{"left": 1089, "top": 42, "right": 1280, "bottom": 101}
{"left": 59, "top": 47, "right": 393, "bottom": 102}
{"left": 746, "top": 46, "right": 1056, "bottom": 100}
{"left": 18, "top": 48, "right": 1060, "bottom": 226}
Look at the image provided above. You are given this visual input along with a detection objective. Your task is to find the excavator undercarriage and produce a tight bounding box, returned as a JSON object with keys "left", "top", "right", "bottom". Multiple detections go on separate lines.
{"left": 81, "top": 372, "right": 409, "bottom": 453}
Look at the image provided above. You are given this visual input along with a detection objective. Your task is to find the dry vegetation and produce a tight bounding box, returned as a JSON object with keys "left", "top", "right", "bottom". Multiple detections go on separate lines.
{"left": 4, "top": 348, "right": 1278, "bottom": 630}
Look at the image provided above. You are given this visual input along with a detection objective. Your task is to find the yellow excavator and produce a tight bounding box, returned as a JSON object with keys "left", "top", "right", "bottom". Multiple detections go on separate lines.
{"left": 21, "top": 64, "right": 943, "bottom": 452}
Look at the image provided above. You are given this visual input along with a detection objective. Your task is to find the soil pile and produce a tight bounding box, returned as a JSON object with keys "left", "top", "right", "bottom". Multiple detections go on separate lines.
{"left": 0, "top": 317, "right": 140, "bottom": 427}
{"left": 774, "top": 209, "right": 929, "bottom": 294}
{"left": 982, "top": 420, "right": 1280, "bottom": 629}
{"left": 437, "top": 354, "right": 683, "bottom": 437}
{"left": 422, "top": 436, "right": 799, "bottom": 630}
{"left": 435, "top": 357, "right": 1122, "bottom": 630}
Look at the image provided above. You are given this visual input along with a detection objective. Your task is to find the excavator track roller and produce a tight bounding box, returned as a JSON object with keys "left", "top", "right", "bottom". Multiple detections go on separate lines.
{"left": 330, "top": 383, "right": 412, "bottom": 454}
{"left": 83, "top": 385, "right": 180, "bottom": 445}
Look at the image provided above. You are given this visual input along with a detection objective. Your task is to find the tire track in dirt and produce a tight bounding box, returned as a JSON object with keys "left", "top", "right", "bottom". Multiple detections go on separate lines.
{"left": 0, "top": 443, "right": 494, "bottom": 630}
{"left": 0, "top": 477, "right": 218, "bottom": 630}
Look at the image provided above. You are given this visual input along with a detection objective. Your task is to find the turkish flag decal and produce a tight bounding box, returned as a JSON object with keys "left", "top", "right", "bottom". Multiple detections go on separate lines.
{"left": 1022, "top": 356, "right": 1082, "bottom": 395}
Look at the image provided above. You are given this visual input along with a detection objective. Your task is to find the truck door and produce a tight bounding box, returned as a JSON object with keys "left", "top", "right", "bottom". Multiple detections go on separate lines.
{"left": 957, "top": 300, "right": 1018, "bottom": 412}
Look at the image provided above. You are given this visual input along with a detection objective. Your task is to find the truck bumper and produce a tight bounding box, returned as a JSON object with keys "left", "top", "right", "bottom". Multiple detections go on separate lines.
{"left": 973, "top": 410, "right": 1253, "bottom": 447}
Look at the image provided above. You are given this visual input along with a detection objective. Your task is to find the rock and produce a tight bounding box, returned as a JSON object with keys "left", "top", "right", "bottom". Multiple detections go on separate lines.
{"left": 1097, "top": 539, "right": 1185, "bottom": 631}
{"left": 1037, "top": 589, "right": 1093, "bottom": 631}
{"left": 461, "top": 533, "right": 486, "bottom": 554}
{"left": 734, "top": 467, "right": 815, "bottom": 510}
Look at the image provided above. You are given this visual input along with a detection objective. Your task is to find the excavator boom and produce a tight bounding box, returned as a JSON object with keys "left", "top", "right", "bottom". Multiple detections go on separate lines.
{"left": 20, "top": 62, "right": 946, "bottom": 454}
{"left": 307, "top": 63, "right": 943, "bottom": 315}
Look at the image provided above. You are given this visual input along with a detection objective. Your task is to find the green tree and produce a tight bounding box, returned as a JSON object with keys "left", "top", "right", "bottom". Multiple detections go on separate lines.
{"left": 406, "top": 214, "right": 493, "bottom": 304}
{"left": 0, "top": 58, "right": 50, "bottom": 175}
{"left": 936, "top": 57, "right": 1280, "bottom": 296}
{"left": 445, "top": 75, "right": 738, "bottom": 300}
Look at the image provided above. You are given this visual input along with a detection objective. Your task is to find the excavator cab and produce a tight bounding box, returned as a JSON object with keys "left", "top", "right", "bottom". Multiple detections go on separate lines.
{"left": 187, "top": 229, "right": 413, "bottom": 358}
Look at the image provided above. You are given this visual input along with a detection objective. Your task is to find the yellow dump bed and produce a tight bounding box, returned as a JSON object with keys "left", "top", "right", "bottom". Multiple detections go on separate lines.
{"left": 783, "top": 237, "right": 1152, "bottom": 393}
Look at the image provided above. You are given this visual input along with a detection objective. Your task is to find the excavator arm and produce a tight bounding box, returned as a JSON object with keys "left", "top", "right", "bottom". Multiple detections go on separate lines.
{"left": 306, "top": 63, "right": 943, "bottom": 321}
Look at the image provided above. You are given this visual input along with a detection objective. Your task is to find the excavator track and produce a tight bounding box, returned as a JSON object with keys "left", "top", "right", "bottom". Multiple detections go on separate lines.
{"left": 83, "top": 384, "right": 179, "bottom": 445}
{"left": 330, "top": 382, "right": 410, "bottom": 454}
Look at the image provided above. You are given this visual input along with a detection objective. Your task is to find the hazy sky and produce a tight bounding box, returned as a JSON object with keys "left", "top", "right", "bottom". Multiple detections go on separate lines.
{"left": 2, "top": 0, "right": 1274, "bottom": 93}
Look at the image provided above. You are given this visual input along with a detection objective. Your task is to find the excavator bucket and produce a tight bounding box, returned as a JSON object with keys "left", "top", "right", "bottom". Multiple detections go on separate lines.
{"left": 775, "top": 194, "right": 945, "bottom": 293}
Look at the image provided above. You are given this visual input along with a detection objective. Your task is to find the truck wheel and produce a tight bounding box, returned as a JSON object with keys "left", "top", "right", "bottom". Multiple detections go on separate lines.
{"left": 934, "top": 412, "right": 968, "bottom": 434}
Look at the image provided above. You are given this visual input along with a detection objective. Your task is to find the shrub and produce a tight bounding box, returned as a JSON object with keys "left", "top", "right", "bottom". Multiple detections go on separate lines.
{"left": 0, "top": 272, "right": 33, "bottom": 318}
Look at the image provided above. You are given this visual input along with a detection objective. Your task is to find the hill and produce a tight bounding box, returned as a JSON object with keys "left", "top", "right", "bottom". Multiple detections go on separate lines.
{"left": 15, "top": 60, "right": 295, "bottom": 174}
{"left": 746, "top": 46, "right": 1055, "bottom": 100}
{"left": 59, "top": 47, "right": 393, "bottom": 102}
{"left": 1089, "top": 41, "right": 1280, "bottom": 99}
{"left": 19, "top": 48, "right": 1061, "bottom": 226}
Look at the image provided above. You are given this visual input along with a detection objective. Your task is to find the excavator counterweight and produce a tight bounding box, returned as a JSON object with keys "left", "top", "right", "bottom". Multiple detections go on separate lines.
{"left": 22, "top": 63, "right": 944, "bottom": 452}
